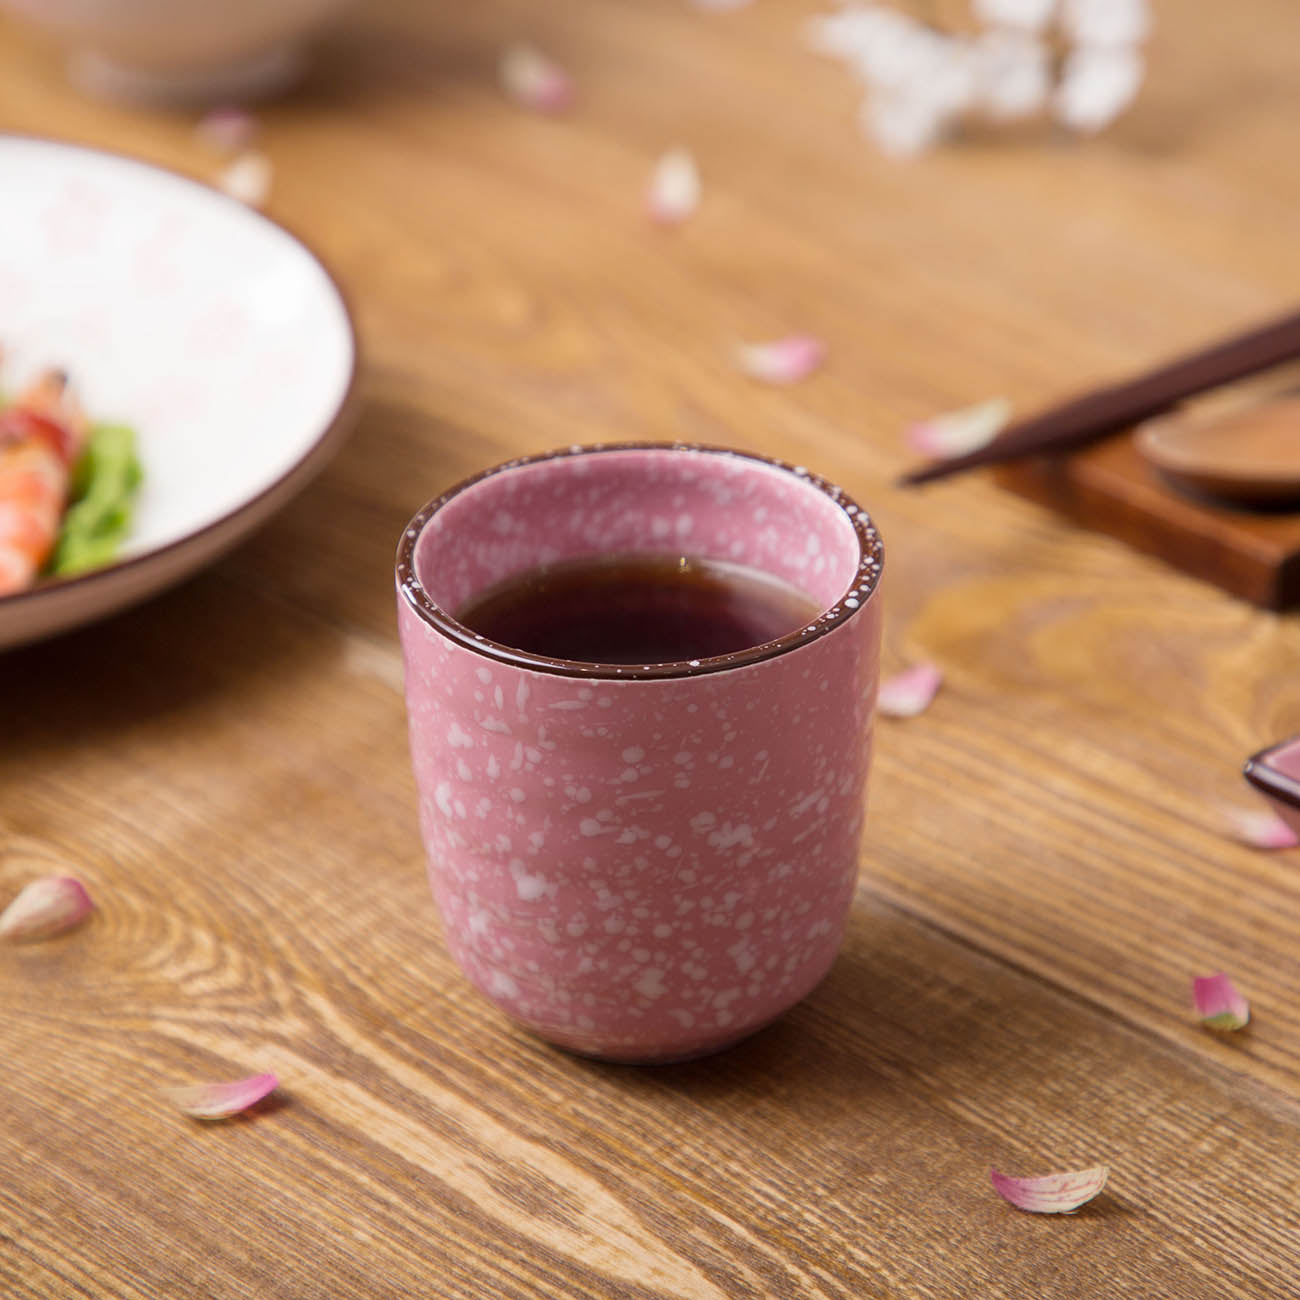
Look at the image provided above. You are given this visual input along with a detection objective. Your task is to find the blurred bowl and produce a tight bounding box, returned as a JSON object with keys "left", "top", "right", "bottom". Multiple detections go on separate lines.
{"left": 0, "top": 134, "right": 357, "bottom": 652}
{"left": 0, "top": 0, "right": 351, "bottom": 103}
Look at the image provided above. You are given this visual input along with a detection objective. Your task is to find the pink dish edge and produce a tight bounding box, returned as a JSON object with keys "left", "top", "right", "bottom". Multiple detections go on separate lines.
{"left": 1244, "top": 735, "right": 1300, "bottom": 836}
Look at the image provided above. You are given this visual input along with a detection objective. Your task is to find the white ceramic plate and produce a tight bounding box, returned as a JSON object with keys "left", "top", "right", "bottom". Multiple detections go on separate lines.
{"left": 0, "top": 135, "right": 357, "bottom": 651}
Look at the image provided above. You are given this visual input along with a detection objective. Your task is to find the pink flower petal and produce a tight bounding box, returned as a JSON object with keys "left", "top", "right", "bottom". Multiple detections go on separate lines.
{"left": 878, "top": 663, "right": 942, "bottom": 718}
{"left": 736, "top": 335, "right": 826, "bottom": 384}
{"left": 196, "top": 106, "right": 258, "bottom": 155}
{"left": 1193, "top": 972, "right": 1250, "bottom": 1032}
{"left": 217, "top": 152, "right": 272, "bottom": 208}
{"left": 906, "top": 397, "right": 1011, "bottom": 459}
{"left": 1220, "top": 806, "right": 1300, "bottom": 850}
{"left": 499, "top": 43, "right": 574, "bottom": 114}
{"left": 990, "top": 1166, "right": 1108, "bottom": 1214}
{"left": 167, "top": 1073, "right": 279, "bottom": 1120}
{"left": 0, "top": 876, "right": 94, "bottom": 941}
{"left": 648, "top": 148, "right": 700, "bottom": 226}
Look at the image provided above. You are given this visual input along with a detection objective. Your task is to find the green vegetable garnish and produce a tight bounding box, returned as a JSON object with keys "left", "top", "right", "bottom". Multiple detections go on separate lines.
{"left": 48, "top": 423, "right": 142, "bottom": 576}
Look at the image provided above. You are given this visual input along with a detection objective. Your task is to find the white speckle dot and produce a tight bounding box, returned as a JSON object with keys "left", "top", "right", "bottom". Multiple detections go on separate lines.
{"left": 447, "top": 723, "right": 474, "bottom": 749}
{"left": 580, "top": 818, "right": 604, "bottom": 836}
{"left": 708, "top": 822, "right": 753, "bottom": 850}
{"left": 515, "top": 873, "right": 547, "bottom": 901}
{"left": 509, "top": 787, "right": 526, "bottom": 803}
{"left": 489, "top": 971, "right": 518, "bottom": 997}
{"left": 456, "top": 758, "right": 472, "bottom": 782}
{"left": 654, "top": 834, "right": 672, "bottom": 849}
{"left": 634, "top": 968, "right": 667, "bottom": 998}
{"left": 674, "top": 752, "right": 693, "bottom": 766}
{"left": 653, "top": 923, "right": 673, "bottom": 938}
{"left": 622, "top": 747, "right": 645, "bottom": 763}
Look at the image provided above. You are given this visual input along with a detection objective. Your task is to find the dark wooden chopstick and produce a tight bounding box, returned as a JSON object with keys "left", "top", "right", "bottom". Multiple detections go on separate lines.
{"left": 899, "top": 308, "right": 1300, "bottom": 487}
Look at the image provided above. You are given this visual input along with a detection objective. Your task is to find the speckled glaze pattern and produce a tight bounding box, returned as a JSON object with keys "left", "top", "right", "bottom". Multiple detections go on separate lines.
{"left": 396, "top": 445, "right": 883, "bottom": 1062}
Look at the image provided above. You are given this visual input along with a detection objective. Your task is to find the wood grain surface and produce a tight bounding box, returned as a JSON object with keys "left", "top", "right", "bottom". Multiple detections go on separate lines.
{"left": 4, "top": 2, "right": 1300, "bottom": 1297}
{"left": 995, "top": 433, "right": 1300, "bottom": 609}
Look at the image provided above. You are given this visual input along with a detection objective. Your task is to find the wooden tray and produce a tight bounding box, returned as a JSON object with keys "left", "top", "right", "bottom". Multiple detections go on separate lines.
{"left": 995, "top": 434, "right": 1300, "bottom": 609}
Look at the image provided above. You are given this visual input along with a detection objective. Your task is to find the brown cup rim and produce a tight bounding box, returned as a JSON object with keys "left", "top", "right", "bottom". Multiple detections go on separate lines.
{"left": 395, "top": 442, "right": 884, "bottom": 681}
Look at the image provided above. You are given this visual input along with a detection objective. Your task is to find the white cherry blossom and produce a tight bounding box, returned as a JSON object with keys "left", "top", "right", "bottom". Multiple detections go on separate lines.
{"left": 973, "top": 28, "right": 1051, "bottom": 121}
{"left": 1060, "top": 0, "right": 1150, "bottom": 47}
{"left": 1054, "top": 44, "right": 1143, "bottom": 133}
{"left": 972, "top": 0, "right": 1058, "bottom": 31}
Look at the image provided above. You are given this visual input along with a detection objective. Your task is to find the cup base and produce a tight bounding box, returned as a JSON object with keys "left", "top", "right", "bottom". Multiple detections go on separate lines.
{"left": 512, "top": 1002, "right": 803, "bottom": 1065}
{"left": 549, "top": 1027, "right": 767, "bottom": 1066}
{"left": 68, "top": 41, "right": 305, "bottom": 106}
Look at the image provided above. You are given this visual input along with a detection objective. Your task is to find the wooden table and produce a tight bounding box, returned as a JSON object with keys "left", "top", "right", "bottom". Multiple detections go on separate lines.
{"left": 4, "top": 2, "right": 1300, "bottom": 1295}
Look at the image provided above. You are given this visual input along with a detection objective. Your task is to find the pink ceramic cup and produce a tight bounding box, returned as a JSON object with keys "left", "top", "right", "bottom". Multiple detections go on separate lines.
{"left": 395, "top": 444, "right": 883, "bottom": 1062}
